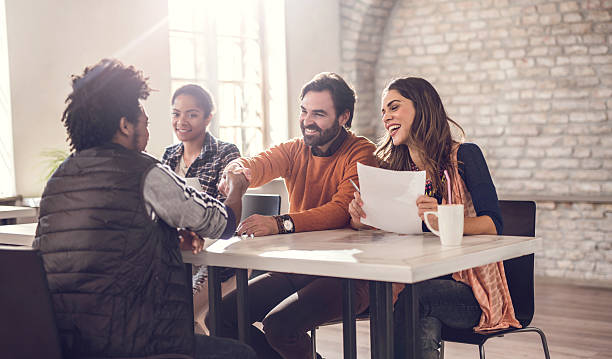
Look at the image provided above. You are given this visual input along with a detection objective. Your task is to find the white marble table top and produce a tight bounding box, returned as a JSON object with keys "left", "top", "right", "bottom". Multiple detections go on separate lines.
{"left": 0, "top": 223, "right": 37, "bottom": 246}
{"left": 183, "top": 229, "right": 542, "bottom": 283}
{"left": 0, "top": 205, "right": 37, "bottom": 220}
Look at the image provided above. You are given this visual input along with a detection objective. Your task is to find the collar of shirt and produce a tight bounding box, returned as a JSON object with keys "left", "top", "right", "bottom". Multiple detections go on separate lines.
{"left": 165, "top": 132, "right": 219, "bottom": 166}
{"left": 310, "top": 127, "right": 348, "bottom": 157}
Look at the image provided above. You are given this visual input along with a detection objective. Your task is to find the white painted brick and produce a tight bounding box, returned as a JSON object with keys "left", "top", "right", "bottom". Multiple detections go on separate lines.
{"left": 537, "top": 3, "right": 558, "bottom": 13}
{"left": 582, "top": 159, "right": 604, "bottom": 169}
{"left": 593, "top": 55, "right": 612, "bottom": 64}
{"left": 563, "top": 12, "right": 583, "bottom": 22}
{"left": 589, "top": 45, "right": 609, "bottom": 54}
{"left": 572, "top": 182, "right": 601, "bottom": 193}
{"left": 533, "top": 167, "right": 569, "bottom": 179}
{"left": 426, "top": 44, "right": 450, "bottom": 54}
{"left": 541, "top": 158, "right": 581, "bottom": 168}
{"left": 571, "top": 23, "right": 594, "bottom": 34}
{"left": 560, "top": 1, "right": 580, "bottom": 12}
{"left": 569, "top": 111, "right": 607, "bottom": 122}
{"left": 594, "top": 22, "right": 612, "bottom": 33}
{"left": 573, "top": 66, "right": 596, "bottom": 76}
{"left": 546, "top": 147, "right": 573, "bottom": 157}
{"left": 586, "top": 10, "right": 612, "bottom": 21}
{"left": 573, "top": 147, "right": 592, "bottom": 158}
{"left": 557, "top": 35, "right": 579, "bottom": 45}
{"left": 583, "top": 34, "right": 606, "bottom": 44}
{"left": 570, "top": 55, "right": 592, "bottom": 65}
{"left": 540, "top": 14, "right": 562, "bottom": 25}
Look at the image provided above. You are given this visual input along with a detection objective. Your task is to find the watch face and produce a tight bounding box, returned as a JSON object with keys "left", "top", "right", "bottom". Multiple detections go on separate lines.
{"left": 283, "top": 219, "right": 293, "bottom": 231}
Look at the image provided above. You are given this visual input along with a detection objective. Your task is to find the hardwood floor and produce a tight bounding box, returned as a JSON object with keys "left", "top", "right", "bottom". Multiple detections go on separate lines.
{"left": 315, "top": 279, "right": 612, "bottom": 358}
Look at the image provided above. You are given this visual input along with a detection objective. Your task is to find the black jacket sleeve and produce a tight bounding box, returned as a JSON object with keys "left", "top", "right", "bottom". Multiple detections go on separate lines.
{"left": 457, "top": 143, "right": 503, "bottom": 235}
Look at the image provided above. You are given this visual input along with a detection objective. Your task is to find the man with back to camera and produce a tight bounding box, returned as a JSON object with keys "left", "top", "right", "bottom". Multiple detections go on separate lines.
{"left": 211, "top": 72, "right": 378, "bottom": 359}
{"left": 33, "top": 58, "right": 256, "bottom": 359}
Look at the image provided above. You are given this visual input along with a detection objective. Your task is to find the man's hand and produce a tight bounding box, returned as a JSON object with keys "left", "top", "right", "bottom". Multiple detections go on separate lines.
{"left": 236, "top": 214, "right": 279, "bottom": 237}
{"left": 218, "top": 162, "right": 251, "bottom": 196}
{"left": 178, "top": 229, "right": 205, "bottom": 254}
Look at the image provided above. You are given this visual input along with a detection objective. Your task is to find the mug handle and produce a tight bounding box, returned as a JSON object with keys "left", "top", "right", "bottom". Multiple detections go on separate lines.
{"left": 423, "top": 211, "right": 440, "bottom": 236}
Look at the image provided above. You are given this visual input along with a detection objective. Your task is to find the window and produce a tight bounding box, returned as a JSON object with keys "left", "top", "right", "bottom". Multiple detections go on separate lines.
{"left": 168, "top": 0, "right": 288, "bottom": 156}
{"left": 0, "top": 0, "right": 15, "bottom": 198}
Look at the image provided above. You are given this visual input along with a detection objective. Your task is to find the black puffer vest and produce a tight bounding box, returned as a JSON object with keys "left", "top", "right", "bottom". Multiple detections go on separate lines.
{"left": 35, "top": 143, "right": 193, "bottom": 358}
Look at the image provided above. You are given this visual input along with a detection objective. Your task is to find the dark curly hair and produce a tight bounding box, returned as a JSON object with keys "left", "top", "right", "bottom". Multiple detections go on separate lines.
{"left": 61, "top": 59, "right": 152, "bottom": 151}
{"left": 300, "top": 72, "right": 356, "bottom": 128}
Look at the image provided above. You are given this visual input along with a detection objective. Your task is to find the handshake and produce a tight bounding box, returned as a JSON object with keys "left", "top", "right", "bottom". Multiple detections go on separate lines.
{"left": 217, "top": 162, "right": 252, "bottom": 197}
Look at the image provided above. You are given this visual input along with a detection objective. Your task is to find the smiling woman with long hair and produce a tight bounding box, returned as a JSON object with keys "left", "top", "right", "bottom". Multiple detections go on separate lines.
{"left": 349, "top": 77, "right": 520, "bottom": 359}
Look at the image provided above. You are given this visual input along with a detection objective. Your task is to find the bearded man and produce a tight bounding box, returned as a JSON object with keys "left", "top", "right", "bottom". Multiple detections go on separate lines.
{"left": 210, "top": 72, "right": 377, "bottom": 359}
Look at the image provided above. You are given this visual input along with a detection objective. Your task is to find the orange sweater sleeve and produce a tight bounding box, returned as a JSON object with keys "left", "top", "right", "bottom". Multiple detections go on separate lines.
{"left": 290, "top": 139, "right": 378, "bottom": 232}
{"left": 232, "top": 139, "right": 298, "bottom": 188}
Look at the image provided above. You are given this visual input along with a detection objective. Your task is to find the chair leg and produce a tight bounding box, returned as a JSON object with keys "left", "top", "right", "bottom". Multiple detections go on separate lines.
{"left": 311, "top": 328, "right": 317, "bottom": 359}
{"left": 478, "top": 343, "right": 486, "bottom": 359}
{"left": 439, "top": 340, "right": 445, "bottom": 359}
{"left": 534, "top": 328, "right": 551, "bottom": 359}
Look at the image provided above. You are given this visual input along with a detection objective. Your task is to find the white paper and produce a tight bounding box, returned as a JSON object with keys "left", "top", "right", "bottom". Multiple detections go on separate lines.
{"left": 357, "top": 162, "right": 425, "bottom": 234}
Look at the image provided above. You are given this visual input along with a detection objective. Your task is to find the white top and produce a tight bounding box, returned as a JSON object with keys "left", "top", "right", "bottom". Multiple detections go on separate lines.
{"left": 0, "top": 205, "right": 37, "bottom": 220}
{"left": 183, "top": 229, "right": 542, "bottom": 283}
{"left": 0, "top": 223, "right": 37, "bottom": 246}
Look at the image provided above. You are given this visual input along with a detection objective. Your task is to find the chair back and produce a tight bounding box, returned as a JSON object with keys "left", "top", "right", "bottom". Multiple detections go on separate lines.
{"left": 498, "top": 200, "right": 536, "bottom": 327}
{"left": 0, "top": 246, "right": 63, "bottom": 359}
{"left": 241, "top": 193, "right": 281, "bottom": 221}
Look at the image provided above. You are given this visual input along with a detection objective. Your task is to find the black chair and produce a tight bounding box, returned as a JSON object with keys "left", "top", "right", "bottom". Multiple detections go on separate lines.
{"left": 241, "top": 193, "right": 282, "bottom": 221}
{"left": 440, "top": 200, "right": 551, "bottom": 359}
{"left": 240, "top": 193, "right": 281, "bottom": 279}
{"left": 0, "top": 246, "right": 63, "bottom": 359}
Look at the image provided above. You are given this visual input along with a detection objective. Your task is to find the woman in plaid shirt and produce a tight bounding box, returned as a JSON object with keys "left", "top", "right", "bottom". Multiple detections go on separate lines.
{"left": 162, "top": 84, "right": 241, "bottom": 334}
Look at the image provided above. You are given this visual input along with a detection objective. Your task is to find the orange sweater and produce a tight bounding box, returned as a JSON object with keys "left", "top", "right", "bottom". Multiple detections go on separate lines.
{"left": 235, "top": 131, "right": 377, "bottom": 232}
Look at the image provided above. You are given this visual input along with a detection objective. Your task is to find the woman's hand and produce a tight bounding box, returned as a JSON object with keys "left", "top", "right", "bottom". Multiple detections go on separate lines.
{"left": 416, "top": 194, "right": 438, "bottom": 230}
{"left": 178, "top": 229, "right": 205, "bottom": 254}
{"left": 348, "top": 191, "right": 372, "bottom": 230}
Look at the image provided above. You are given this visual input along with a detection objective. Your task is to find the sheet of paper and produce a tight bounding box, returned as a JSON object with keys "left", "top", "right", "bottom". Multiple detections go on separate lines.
{"left": 357, "top": 162, "right": 425, "bottom": 234}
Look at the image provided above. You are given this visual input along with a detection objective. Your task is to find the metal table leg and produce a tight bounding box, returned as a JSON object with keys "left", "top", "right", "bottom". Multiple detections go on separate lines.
{"left": 401, "top": 283, "right": 419, "bottom": 359}
{"left": 185, "top": 264, "right": 194, "bottom": 336}
{"left": 236, "top": 268, "right": 249, "bottom": 343}
{"left": 342, "top": 278, "right": 356, "bottom": 359}
{"left": 369, "top": 281, "right": 393, "bottom": 359}
{"left": 207, "top": 266, "right": 222, "bottom": 336}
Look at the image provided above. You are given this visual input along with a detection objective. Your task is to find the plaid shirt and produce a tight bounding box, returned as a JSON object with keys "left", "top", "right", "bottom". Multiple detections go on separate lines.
{"left": 162, "top": 132, "right": 240, "bottom": 201}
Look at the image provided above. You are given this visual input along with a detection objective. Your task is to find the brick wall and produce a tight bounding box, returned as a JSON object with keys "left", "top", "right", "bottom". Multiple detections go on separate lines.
{"left": 340, "top": 0, "right": 612, "bottom": 283}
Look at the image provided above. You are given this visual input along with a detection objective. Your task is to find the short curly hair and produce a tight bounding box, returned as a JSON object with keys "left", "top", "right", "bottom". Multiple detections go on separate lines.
{"left": 61, "top": 59, "right": 152, "bottom": 151}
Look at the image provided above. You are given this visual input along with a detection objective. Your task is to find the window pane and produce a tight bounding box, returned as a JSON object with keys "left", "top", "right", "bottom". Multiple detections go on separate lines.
{"left": 169, "top": 32, "right": 196, "bottom": 79}
{"left": 218, "top": 83, "right": 243, "bottom": 127}
{"left": 168, "top": 0, "right": 195, "bottom": 32}
{"left": 217, "top": 37, "right": 243, "bottom": 81}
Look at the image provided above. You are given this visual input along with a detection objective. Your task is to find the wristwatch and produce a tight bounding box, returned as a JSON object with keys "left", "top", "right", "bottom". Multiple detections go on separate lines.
{"left": 274, "top": 214, "right": 295, "bottom": 234}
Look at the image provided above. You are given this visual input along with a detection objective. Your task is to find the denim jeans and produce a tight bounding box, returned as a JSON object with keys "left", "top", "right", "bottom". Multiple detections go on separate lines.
{"left": 194, "top": 334, "right": 256, "bottom": 359}
{"left": 393, "top": 278, "right": 482, "bottom": 359}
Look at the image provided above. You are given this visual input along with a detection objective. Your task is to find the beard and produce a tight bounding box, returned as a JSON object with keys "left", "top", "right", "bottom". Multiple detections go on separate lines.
{"left": 301, "top": 119, "right": 341, "bottom": 147}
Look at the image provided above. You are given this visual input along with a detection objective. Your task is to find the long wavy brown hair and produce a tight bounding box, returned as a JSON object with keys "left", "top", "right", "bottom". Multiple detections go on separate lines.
{"left": 375, "top": 77, "right": 464, "bottom": 200}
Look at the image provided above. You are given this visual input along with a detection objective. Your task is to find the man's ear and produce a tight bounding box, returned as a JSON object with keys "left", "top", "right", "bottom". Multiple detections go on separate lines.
{"left": 338, "top": 110, "right": 350, "bottom": 127}
{"left": 118, "top": 117, "right": 132, "bottom": 136}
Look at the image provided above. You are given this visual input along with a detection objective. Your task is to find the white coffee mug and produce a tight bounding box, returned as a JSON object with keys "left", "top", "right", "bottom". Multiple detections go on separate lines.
{"left": 423, "top": 204, "right": 464, "bottom": 246}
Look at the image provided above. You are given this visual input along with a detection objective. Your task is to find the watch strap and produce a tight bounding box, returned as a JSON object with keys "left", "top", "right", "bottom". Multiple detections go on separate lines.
{"left": 273, "top": 214, "right": 295, "bottom": 234}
